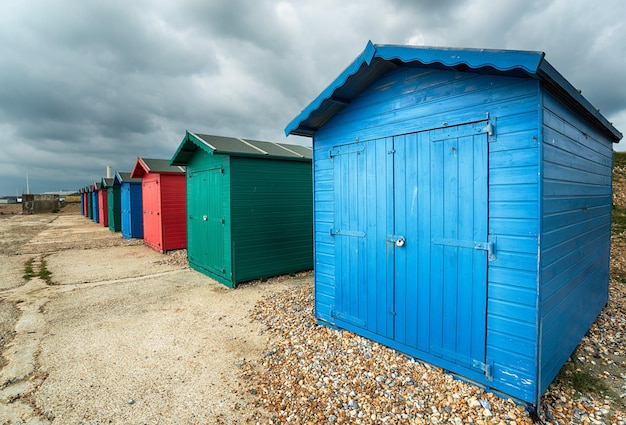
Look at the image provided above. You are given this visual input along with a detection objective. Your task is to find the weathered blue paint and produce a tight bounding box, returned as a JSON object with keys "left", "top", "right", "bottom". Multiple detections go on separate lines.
{"left": 286, "top": 41, "right": 621, "bottom": 408}
{"left": 114, "top": 172, "right": 144, "bottom": 240}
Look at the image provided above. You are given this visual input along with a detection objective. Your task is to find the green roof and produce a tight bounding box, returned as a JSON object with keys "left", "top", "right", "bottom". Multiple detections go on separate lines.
{"left": 170, "top": 132, "right": 313, "bottom": 166}
{"left": 101, "top": 177, "right": 114, "bottom": 188}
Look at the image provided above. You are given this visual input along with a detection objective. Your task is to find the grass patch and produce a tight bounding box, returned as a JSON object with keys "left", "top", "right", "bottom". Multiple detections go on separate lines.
{"left": 614, "top": 151, "right": 626, "bottom": 170}
{"left": 556, "top": 351, "right": 612, "bottom": 397}
{"left": 38, "top": 256, "right": 54, "bottom": 285}
{"left": 23, "top": 258, "right": 35, "bottom": 280}
{"left": 612, "top": 204, "right": 626, "bottom": 235}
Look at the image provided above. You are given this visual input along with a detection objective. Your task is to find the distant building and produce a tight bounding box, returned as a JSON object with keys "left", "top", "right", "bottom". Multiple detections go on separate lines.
{"left": 0, "top": 197, "right": 17, "bottom": 204}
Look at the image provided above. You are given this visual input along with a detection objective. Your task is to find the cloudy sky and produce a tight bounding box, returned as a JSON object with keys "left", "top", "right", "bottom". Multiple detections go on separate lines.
{"left": 1, "top": 0, "right": 625, "bottom": 195}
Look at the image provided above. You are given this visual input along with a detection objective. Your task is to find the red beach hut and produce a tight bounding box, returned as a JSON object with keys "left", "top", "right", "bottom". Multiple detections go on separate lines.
{"left": 130, "top": 157, "right": 186, "bottom": 253}
{"left": 97, "top": 178, "right": 113, "bottom": 227}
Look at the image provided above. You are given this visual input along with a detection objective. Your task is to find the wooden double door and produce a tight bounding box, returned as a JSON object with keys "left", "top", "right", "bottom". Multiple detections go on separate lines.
{"left": 331, "top": 121, "right": 491, "bottom": 372}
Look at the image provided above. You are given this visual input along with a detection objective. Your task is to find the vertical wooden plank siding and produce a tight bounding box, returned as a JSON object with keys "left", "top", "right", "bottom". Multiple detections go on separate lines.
{"left": 92, "top": 191, "right": 99, "bottom": 223}
{"left": 230, "top": 157, "right": 313, "bottom": 284}
{"left": 538, "top": 91, "right": 613, "bottom": 396}
{"left": 87, "top": 191, "right": 93, "bottom": 219}
{"left": 121, "top": 182, "right": 143, "bottom": 239}
{"left": 130, "top": 184, "right": 144, "bottom": 239}
{"left": 108, "top": 186, "right": 121, "bottom": 232}
{"left": 186, "top": 150, "right": 232, "bottom": 285}
{"left": 142, "top": 177, "right": 162, "bottom": 252}
{"left": 98, "top": 189, "right": 108, "bottom": 227}
{"left": 160, "top": 174, "right": 187, "bottom": 252}
{"left": 313, "top": 66, "right": 542, "bottom": 403}
{"left": 121, "top": 185, "right": 132, "bottom": 238}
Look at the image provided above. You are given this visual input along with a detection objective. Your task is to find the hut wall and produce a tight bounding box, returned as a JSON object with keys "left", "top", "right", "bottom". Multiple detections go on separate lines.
{"left": 313, "top": 66, "right": 542, "bottom": 402}
{"left": 537, "top": 90, "right": 614, "bottom": 396}
{"left": 230, "top": 156, "right": 313, "bottom": 283}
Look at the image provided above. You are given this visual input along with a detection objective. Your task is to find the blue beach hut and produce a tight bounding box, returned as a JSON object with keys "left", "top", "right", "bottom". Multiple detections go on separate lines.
{"left": 114, "top": 171, "right": 144, "bottom": 240}
{"left": 91, "top": 182, "right": 101, "bottom": 223}
{"left": 285, "top": 41, "right": 622, "bottom": 408}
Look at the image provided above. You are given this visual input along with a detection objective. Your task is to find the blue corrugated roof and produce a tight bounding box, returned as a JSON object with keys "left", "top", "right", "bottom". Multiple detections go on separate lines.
{"left": 285, "top": 41, "right": 621, "bottom": 141}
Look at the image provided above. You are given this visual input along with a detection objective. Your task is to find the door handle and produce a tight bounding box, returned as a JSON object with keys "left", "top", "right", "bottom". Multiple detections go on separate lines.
{"left": 203, "top": 215, "right": 208, "bottom": 221}
{"left": 387, "top": 234, "right": 406, "bottom": 247}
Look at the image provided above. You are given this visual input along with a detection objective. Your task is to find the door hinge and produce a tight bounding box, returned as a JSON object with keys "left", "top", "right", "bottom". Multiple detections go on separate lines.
{"left": 432, "top": 235, "right": 496, "bottom": 261}
{"left": 330, "top": 308, "right": 366, "bottom": 326}
{"left": 474, "top": 235, "right": 496, "bottom": 261}
{"left": 472, "top": 359, "right": 494, "bottom": 381}
{"left": 484, "top": 113, "right": 496, "bottom": 142}
{"left": 330, "top": 227, "right": 365, "bottom": 237}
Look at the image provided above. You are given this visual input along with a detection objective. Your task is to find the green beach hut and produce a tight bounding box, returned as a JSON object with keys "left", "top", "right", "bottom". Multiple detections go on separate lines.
{"left": 107, "top": 175, "right": 122, "bottom": 232}
{"left": 170, "top": 132, "right": 313, "bottom": 288}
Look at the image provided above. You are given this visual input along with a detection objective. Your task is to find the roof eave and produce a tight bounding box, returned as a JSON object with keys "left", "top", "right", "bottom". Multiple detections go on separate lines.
{"left": 285, "top": 42, "right": 376, "bottom": 137}
{"left": 170, "top": 131, "right": 216, "bottom": 166}
{"left": 286, "top": 41, "right": 622, "bottom": 142}
{"left": 129, "top": 157, "right": 147, "bottom": 179}
{"left": 537, "top": 60, "right": 622, "bottom": 142}
{"left": 285, "top": 41, "right": 544, "bottom": 137}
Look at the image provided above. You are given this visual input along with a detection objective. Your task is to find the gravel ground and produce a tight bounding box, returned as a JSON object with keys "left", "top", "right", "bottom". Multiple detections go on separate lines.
{"left": 3, "top": 160, "right": 626, "bottom": 425}
{"left": 236, "top": 156, "right": 626, "bottom": 425}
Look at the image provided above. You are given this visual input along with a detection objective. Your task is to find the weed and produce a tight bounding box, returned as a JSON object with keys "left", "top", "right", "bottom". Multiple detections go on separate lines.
{"left": 23, "top": 258, "right": 35, "bottom": 280}
{"left": 613, "top": 208, "right": 626, "bottom": 236}
{"left": 39, "top": 256, "right": 54, "bottom": 285}
{"left": 614, "top": 152, "right": 626, "bottom": 170}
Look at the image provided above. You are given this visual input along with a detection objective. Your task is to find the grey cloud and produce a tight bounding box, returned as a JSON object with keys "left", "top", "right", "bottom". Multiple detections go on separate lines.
{"left": 1, "top": 0, "right": 624, "bottom": 195}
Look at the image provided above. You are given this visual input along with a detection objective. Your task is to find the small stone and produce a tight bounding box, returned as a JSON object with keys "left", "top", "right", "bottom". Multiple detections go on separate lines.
{"left": 467, "top": 397, "right": 481, "bottom": 409}
{"left": 479, "top": 398, "right": 491, "bottom": 411}
{"left": 127, "top": 399, "right": 135, "bottom": 405}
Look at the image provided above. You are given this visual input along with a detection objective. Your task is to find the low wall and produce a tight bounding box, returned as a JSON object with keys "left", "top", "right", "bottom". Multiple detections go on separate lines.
{"left": 22, "top": 194, "right": 65, "bottom": 215}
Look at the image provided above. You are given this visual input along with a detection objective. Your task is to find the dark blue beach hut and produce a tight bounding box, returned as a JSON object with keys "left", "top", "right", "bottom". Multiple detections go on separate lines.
{"left": 285, "top": 41, "right": 622, "bottom": 408}
{"left": 79, "top": 187, "right": 85, "bottom": 216}
{"left": 114, "top": 171, "right": 144, "bottom": 240}
{"left": 91, "top": 182, "right": 101, "bottom": 223}
{"left": 86, "top": 186, "right": 93, "bottom": 219}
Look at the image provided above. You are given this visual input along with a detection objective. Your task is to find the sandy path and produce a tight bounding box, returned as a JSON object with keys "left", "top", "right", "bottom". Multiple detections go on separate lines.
{"left": 0, "top": 213, "right": 310, "bottom": 424}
